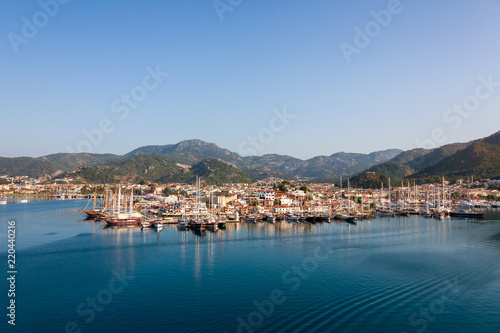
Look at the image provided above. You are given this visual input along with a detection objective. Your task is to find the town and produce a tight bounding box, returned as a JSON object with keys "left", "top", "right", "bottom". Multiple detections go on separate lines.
{"left": 2, "top": 174, "right": 499, "bottom": 230}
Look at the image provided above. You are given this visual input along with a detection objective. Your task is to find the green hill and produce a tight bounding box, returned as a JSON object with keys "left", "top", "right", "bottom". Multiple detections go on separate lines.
{"left": 0, "top": 139, "right": 401, "bottom": 180}
{"left": 0, "top": 157, "right": 58, "bottom": 177}
{"left": 190, "top": 159, "right": 253, "bottom": 184}
{"left": 349, "top": 171, "right": 390, "bottom": 189}
{"left": 66, "top": 156, "right": 188, "bottom": 184}
{"left": 367, "top": 143, "right": 470, "bottom": 180}
{"left": 412, "top": 131, "right": 500, "bottom": 182}
{"left": 64, "top": 156, "right": 253, "bottom": 184}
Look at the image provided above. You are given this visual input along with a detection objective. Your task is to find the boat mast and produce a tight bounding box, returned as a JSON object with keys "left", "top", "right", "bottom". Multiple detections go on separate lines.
{"left": 130, "top": 187, "right": 133, "bottom": 213}
{"left": 388, "top": 177, "right": 391, "bottom": 210}
{"left": 348, "top": 178, "right": 351, "bottom": 214}
{"left": 118, "top": 187, "right": 121, "bottom": 214}
{"left": 414, "top": 181, "right": 417, "bottom": 208}
{"left": 340, "top": 175, "right": 342, "bottom": 199}
{"left": 442, "top": 176, "right": 446, "bottom": 210}
{"left": 381, "top": 182, "right": 383, "bottom": 206}
{"left": 468, "top": 176, "right": 471, "bottom": 206}
{"left": 104, "top": 187, "right": 109, "bottom": 211}
{"left": 123, "top": 188, "right": 127, "bottom": 213}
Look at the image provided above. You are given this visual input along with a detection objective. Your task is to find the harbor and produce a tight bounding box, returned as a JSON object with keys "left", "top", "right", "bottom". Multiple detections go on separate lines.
{"left": 67, "top": 176, "right": 497, "bottom": 232}
{"left": 3, "top": 198, "right": 500, "bottom": 333}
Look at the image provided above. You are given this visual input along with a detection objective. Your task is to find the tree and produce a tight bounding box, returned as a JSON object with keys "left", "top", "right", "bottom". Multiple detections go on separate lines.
{"left": 300, "top": 185, "right": 310, "bottom": 192}
{"left": 148, "top": 184, "right": 157, "bottom": 194}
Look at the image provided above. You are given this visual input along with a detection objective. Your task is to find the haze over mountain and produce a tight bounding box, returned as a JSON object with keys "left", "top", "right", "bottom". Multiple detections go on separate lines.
{"left": 359, "top": 130, "right": 500, "bottom": 184}
{"left": 412, "top": 130, "right": 500, "bottom": 182}
{"left": 367, "top": 143, "right": 471, "bottom": 180}
{"left": 0, "top": 140, "right": 402, "bottom": 181}
{"left": 2, "top": 130, "right": 498, "bottom": 184}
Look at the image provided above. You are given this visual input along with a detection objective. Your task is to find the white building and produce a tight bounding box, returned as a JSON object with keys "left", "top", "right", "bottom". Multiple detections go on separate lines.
{"left": 259, "top": 189, "right": 275, "bottom": 201}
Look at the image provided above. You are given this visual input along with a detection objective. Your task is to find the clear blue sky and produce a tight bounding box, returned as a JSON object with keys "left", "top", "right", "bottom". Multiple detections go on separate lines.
{"left": 1, "top": 0, "right": 500, "bottom": 159}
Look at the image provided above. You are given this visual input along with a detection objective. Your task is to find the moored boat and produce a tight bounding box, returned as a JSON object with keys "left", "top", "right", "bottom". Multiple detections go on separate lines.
{"left": 243, "top": 215, "right": 256, "bottom": 223}
{"left": 141, "top": 220, "right": 155, "bottom": 229}
{"left": 189, "top": 219, "right": 206, "bottom": 231}
{"left": 378, "top": 210, "right": 395, "bottom": 217}
{"left": 177, "top": 217, "right": 189, "bottom": 230}
{"left": 449, "top": 210, "right": 484, "bottom": 218}
{"left": 153, "top": 220, "right": 164, "bottom": 231}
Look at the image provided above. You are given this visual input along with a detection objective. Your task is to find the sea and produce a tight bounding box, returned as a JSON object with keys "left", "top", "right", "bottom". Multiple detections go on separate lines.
{"left": 1, "top": 199, "right": 500, "bottom": 333}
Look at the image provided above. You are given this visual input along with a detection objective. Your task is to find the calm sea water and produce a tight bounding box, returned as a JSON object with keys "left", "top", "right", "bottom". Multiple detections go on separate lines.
{"left": 1, "top": 199, "right": 500, "bottom": 333}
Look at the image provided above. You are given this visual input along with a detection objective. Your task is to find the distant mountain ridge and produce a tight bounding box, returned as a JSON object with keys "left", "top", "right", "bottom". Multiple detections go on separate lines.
{"left": 67, "top": 156, "right": 252, "bottom": 185}
{"left": 3, "top": 130, "right": 498, "bottom": 184}
{"left": 0, "top": 139, "right": 402, "bottom": 181}
{"left": 364, "top": 130, "right": 500, "bottom": 183}
{"left": 411, "top": 130, "right": 500, "bottom": 181}
{"left": 367, "top": 143, "right": 470, "bottom": 179}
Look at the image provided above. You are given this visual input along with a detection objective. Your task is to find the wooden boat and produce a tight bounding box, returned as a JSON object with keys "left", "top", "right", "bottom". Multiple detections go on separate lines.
{"left": 206, "top": 222, "right": 218, "bottom": 231}
{"left": 189, "top": 219, "right": 206, "bottom": 231}
{"left": 396, "top": 211, "right": 410, "bottom": 217}
{"left": 141, "top": 220, "right": 155, "bottom": 229}
{"left": 305, "top": 215, "right": 316, "bottom": 223}
{"left": 217, "top": 222, "right": 227, "bottom": 229}
{"left": 378, "top": 211, "right": 395, "bottom": 217}
{"left": 177, "top": 217, "right": 189, "bottom": 230}
{"left": 103, "top": 187, "right": 144, "bottom": 226}
{"left": 433, "top": 212, "right": 446, "bottom": 220}
{"left": 104, "top": 215, "right": 143, "bottom": 226}
{"left": 177, "top": 223, "right": 189, "bottom": 230}
{"left": 334, "top": 214, "right": 357, "bottom": 223}
{"left": 243, "top": 215, "right": 256, "bottom": 223}
{"left": 76, "top": 189, "right": 107, "bottom": 219}
{"left": 266, "top": 215, "right": 275, "bottom": 223}
{"left": 449, "top": 210, "right": 484, "bottom": 218}
{"left": 153, "top": 220, "right": 164, "bottom": 232}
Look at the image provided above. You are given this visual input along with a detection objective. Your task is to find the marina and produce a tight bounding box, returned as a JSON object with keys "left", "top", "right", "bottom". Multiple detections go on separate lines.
{"left": 2, "top": 199, "right": 500, "bottom": 332}
{"left": 65, "top": 175, "right": 495, "bottom": 231}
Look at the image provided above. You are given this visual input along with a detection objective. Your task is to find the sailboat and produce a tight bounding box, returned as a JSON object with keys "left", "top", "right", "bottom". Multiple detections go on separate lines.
{"left": 103, "top": 187, "right": 144, "bottom": 226}
{"left": 450, "top": 177, "right": 484, "bottom": 218}
{"left": 189, "top": 176, "right": 207, "bottom": 231}
{"left": 76, "top": 188, "right": 106, "bottom": 219}
{"left": 177, "top": 214, "right": 190, "bottom": 230}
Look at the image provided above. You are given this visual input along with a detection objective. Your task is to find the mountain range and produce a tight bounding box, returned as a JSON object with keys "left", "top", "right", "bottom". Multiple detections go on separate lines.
{"left": 1, "top": 130, "right": 498, "bottom": 185}
{"left": 0, "top": 139, "right": 402, "bottom": 182}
